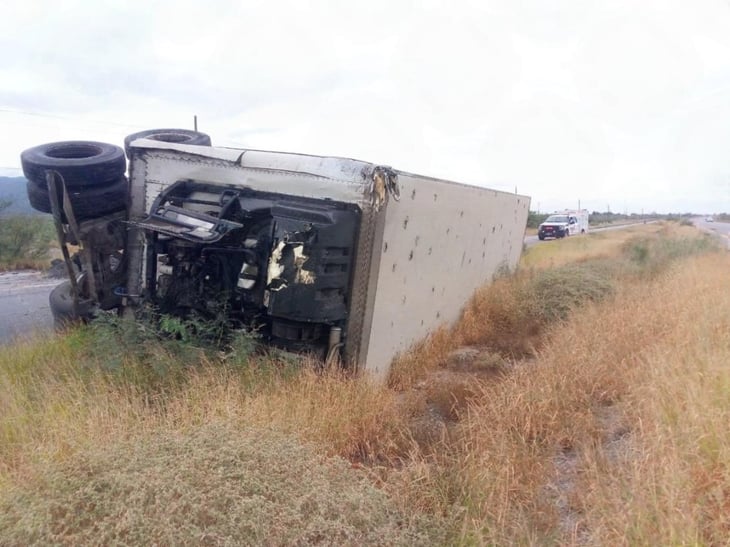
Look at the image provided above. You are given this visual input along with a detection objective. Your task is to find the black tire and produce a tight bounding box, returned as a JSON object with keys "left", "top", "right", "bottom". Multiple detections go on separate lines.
{"left": 21, "top": 141, "right": 126, "bottom": 188}
{"left": 538, "top": 235, "right": 545, "bottom": 241}
{"left": 49, "top": 280, "right": 95, "bottom": 329}
{"left": 124, "top": 128, "right": 211, "bottom": 158}
{"left": 26, "top": 177, "right": 128, "bottom": 220}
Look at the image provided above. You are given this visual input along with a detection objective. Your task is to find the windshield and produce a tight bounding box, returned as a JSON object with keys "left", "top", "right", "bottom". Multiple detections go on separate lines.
{"left": 545, "top": 215, "right": 568, "bottom": 223}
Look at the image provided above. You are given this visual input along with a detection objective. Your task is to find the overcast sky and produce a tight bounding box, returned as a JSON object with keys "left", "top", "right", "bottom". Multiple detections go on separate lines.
{"left": 2, "top": 0, "right": 730, "bottom": 213}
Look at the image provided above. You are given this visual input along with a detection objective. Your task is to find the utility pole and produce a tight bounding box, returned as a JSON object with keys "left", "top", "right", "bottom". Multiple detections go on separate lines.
{"left": 194, "top": 115, "right": 198, "bottom": 132}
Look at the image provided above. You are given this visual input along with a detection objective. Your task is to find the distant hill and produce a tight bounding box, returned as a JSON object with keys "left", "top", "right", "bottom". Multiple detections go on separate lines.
{"left": 0, "top": 176, "right": 39, "bottom": 216}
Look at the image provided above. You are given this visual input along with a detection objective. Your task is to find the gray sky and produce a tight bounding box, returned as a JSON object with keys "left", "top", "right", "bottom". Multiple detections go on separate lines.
{"left": 2, "top": 0, "right": 730, "bottom": 214}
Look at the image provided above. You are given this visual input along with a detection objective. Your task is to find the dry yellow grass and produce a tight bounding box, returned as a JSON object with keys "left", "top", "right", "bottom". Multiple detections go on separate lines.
{"left": 521, "top": 222, "right": 680, "bottom": 270}
{"left": 1, "top": 222, "right": 728, "bottom": 544}
{"left": 572, "top": 254, "right": 730, "bottom": 545}
{"left": 382, "top": 232, "right": 730, "bottom": 544}
{"left": 384, "top": 222, "right": 729, "bottom": 543}
{"left": 388, "top": 326, "right": 456, "bottom": 391}
{"left": 0, "top": 346, "right": 443, "bottom": 543}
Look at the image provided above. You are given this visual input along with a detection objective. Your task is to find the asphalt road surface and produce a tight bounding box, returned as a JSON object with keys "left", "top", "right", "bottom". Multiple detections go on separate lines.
{"left": 694, "top": 217, "right": 730, "bottom": 248}
{"left": 0, "top": 271, "right": 57, "bottom": 344}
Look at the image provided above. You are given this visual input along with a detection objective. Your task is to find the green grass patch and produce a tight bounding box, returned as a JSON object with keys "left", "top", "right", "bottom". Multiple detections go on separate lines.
{"left": 78, "top": 311, "right": 276, "bottom": 392}
{"left": 621, "top": 232, "right": 719, "bottom": 277}
{"left": 524, "top": 262, "right": 616, "bottom": 323}
{"left": 0, "top": 215, "right": 56, "bottom": 271}
{"left": 458, "top": 259, "right": 616, "bottom": 357}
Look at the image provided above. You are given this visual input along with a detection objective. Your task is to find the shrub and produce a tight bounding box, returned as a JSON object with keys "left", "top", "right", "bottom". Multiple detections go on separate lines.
{"left": 0, "top": 215, "right": 56, "bottom": 270}
{"left": 82, "top": 311, "right": 260, "bottom": 390}
{"left": 457, "top": 261, "right": 615, "bottom": 357}
{"left": 0, "top": 425, "right": 442, "bottom": 545}
{"left": 621, "top": 232, "right": 719, "bottom": 277}
{"left": 458, "top": 225, "right": 713, "bottom": 360}
{"left": 525, "top": 262, "right": 615, "bottom": 323}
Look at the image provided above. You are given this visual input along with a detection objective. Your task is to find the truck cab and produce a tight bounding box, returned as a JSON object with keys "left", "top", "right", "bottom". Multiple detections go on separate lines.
{"left": 538, "top": 210, "right": 589, "bottom": 240}
{"left": 538, "top": 214, "right": 571, "bottom": 240}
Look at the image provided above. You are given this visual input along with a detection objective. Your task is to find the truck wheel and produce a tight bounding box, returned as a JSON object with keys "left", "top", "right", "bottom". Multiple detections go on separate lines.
{"left": 26, "top": 177, "right": 128, "bottom": 220}
{"left": 21, "top": 141, "right": 126, "bottom": 188}
{"left": 538, "top": 235, "right": 545, "bottom": 241}
{"left": 124, "top": 128, "right": 211, "bottom": 158}
{"left": 49, "top": 280, "right": 94, "bottom": 329}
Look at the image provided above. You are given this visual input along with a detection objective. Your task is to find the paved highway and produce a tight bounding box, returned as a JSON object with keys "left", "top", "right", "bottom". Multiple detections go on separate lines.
{"left": 0, "top": 271, "right": 57, "bottom": 344}
{"left": 694, "top": 217, "right": 730, "bottom": 248}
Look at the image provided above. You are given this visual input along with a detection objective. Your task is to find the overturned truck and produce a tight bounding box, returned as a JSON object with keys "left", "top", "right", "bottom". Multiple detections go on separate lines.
{"left": 22, "top": 130, "right": 529, "bottom": 379}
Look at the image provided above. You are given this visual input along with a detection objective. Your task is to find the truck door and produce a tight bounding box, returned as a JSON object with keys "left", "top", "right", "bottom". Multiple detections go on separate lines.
{"left": 568, "top": 216, "right": 577, "bottom": 235}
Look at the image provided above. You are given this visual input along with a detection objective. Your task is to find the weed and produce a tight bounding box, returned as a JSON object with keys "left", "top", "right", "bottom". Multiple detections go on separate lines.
{"left": 621, "top": 230, "right": 719, "bottom": 277}
{"left": 82, "top": 310, "right": 260, "bottom": 391}
{"left": 626, "top": 238, "right": 650, "bottom": 265}
{"left": 0, "top": 215, "right": 56, "bottom": 271}
{"left": 1, "top": 221, "right": 727, "bottom": 545}
{"left": 456, "top": 260, "right": 615, "bottom": 359}
{"left": 0, "top": 425, "right": 443, "bottom": 545}
{"left": 525, "top": 262, "right": 615, "bottom": 322}
{"left": 388, "top": 326, "right": 456, "bottom": 390}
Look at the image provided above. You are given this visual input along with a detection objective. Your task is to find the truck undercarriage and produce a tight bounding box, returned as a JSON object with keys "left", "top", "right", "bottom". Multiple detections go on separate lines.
{"left": 133, "top": 180, "right": 360, "bottom": 355}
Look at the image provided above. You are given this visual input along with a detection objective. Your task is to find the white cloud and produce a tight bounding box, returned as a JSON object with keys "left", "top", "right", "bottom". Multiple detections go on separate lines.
{"left": 1, "top": 0, "right": 730, "bottom": 212}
